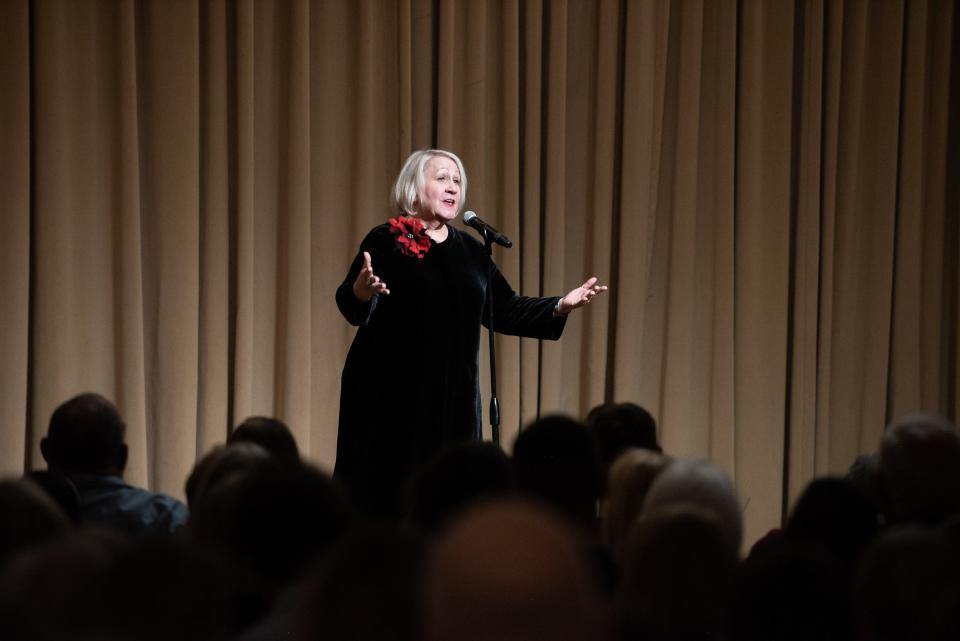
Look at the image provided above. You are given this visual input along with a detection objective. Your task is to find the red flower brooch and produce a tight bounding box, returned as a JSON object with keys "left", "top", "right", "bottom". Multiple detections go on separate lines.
{"left": 388, "top": 216, "right": 432, "bottom": 259}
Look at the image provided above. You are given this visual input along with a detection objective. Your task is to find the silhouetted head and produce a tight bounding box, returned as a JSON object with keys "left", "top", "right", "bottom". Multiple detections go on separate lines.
{"left": 856, "top": 526, "right": 960, "bottom": 641}
{"left": 296, "top": 524, "right": 428, "bottom": 641}
{"left": 587, "top": 403, "right": 660, "bottom": 495}
{"left": 0, "top": 528, "right": 125, "bottom": 641}
{"left": 731, "top": 542, "right": 853, "bottom": 641}
{"left": 617, "top": 505, "right": 736, "bottom": 641}
{"left": 513, "top": 415, "right": 600, "bottom": 530}
{"left": 184, "top": 443, "right": 273, "bottom": 509}
{"left": 601, "top": 448, "right": 671, "bottom": 562}
{"left": 878, "top": 414, "right": 960, "bottom": 526}
{"left": 784, "top": 476, "right": 879, "bottom": 569}
{"left": 643, "top": 458, "right": 743, "bottom": 556}
{"left": 0, "top": 530, "right": 228, "bottom": 641}
{"left": 0, "top": 478, "right": 72, "bottom": 571}
{"left": 40, "top": 393, "right": 127, "bottom": 476}
{"left": 189, "top": 461, "right": 352, "bottom": 594}
{"left": 423, "top": 499, "right": 608, "bottom": 641}
{"left": 228, "top": 416, "right": 300, "bottom": 465}
{"left": 410, "top": 441, "right": 516, "bottom": 534}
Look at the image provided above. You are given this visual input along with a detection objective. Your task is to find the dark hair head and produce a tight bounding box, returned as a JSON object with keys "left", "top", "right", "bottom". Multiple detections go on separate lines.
{"left": 856, "top": 526, "right": 960, "bottom": 641}
{"left": 184, "top": 443, "right": 273, "bottom": 509}
{"left": 410, "top": 442, "right": 516, "bottom": 534}
{"left": 42, "top": 393, "right": 127, "bottom": 474}
{"left": 731, "top": 542, "right": 853, "bottom": 641}
{"left": 297, "top": 524, "right": 427, "bottom": 641}
{"left": 228, "top": 416, "right": 300, "bottom": 465}
{"left": 0, "top": 478, "right": 72, "bottom": 570}
{"left": 784, "top": 476, "right": 879, "bottom": 569}
{"left": 188, "top": 461, "right": 353, "bottom": 592}
{"left": 586, "top": 403, "right": 660, "bottom": 490}
{"left": 618, "top": 506, "right": 737, "bottom": 641}
{"left": 512, "top": 415, "right": 600, "bottom": 528}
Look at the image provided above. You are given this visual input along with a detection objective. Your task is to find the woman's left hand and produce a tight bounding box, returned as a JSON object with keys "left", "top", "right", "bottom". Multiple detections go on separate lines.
{"left": 557, "top": 277, "right": 609, "bottom": 315}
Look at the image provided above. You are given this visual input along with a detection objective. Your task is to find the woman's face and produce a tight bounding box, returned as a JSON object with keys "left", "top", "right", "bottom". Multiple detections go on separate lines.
{"left": 416, "top": 156, "right": 461, "bottom": 223}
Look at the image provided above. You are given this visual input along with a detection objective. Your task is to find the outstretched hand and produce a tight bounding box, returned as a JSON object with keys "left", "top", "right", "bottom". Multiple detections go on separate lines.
{"left": 352, "top": 252, "right": 390, "bottom": 301}
{"left": 557, "top": 277, "right": 608, "bottom": 315}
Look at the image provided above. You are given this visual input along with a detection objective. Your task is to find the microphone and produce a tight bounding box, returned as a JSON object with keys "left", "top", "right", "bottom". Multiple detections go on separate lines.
{"left": 463, "top": 211, "right": 513, "bottom": 248}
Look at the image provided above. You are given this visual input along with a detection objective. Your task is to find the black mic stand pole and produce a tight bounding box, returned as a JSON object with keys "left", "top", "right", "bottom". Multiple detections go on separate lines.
{"left": 482, "top": 230, "right": 501, "bottom": 446}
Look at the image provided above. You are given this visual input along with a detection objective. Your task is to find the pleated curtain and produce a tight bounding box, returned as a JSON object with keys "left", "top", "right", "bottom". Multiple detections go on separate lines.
{"left": 0, "top": 0, "right": 956, "bottom": 547}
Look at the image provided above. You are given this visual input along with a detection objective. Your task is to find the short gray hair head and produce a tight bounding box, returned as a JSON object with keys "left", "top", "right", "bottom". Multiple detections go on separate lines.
{"left": 392, "top": 149, "right": 468, "bottom": 217}
{"left": 879, "top": 413, "right": 960, "bottom": 525}
{"left": 643, "top": 458, "right": 743, "bottom": 557}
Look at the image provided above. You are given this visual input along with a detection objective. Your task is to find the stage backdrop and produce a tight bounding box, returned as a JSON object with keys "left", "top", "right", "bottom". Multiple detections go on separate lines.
{"left": 0, "top": 0, "right": 957, "bottom": 547}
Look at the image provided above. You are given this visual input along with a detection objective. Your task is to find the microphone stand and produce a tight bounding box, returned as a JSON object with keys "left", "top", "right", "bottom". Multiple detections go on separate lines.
{"left": 482, "top": 230, "right": 501, "bottom": 445}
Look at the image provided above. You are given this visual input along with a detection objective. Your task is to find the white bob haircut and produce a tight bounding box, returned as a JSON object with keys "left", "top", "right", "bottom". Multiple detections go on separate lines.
{"left": 392, "top": 149, "right": 468, "bottom": 217}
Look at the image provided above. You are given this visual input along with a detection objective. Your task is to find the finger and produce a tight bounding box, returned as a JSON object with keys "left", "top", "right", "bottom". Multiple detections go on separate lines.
{"left": 363, "top": 251, "right": 372, "bottom": 272}
{"left": 581, "top": 276, "right": 598, "bottom": 289}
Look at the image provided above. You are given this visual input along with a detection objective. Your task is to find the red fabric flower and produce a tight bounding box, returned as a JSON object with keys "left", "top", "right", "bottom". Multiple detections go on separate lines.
{"left": 388, "top": 216, "right": 432, "bottom": 259}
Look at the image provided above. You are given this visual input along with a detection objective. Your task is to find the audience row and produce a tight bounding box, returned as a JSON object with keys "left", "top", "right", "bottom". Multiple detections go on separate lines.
{"left": 2, "top": 393, "right": 959, "bottom": 641}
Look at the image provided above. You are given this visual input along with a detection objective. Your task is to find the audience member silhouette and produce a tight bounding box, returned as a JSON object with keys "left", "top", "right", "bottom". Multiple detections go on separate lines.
{"left": 617, "top": 505, "right": 736, "bottom": 641}
{"left": 643, "top": 458, "right": 743, "bottom": 557}
{"left": 513, "top": 415, "right": 601, "bottom": 533}
{"left": 184, "top": 442, "right": 272, "bottom": 509}
{"left": 409, "top": 441, "right": 516, "bottom": 534}
{"left": 188, "top": 459, "right": 352, "bottom": 635}
{"left": 601, "top": 448, "right": 670, "bottom": 563}
{"left": 586, "top": 402, "right": 661, "bottom": 496}
{"left": 422, "top": 498, "right": 609, "bottom": 641}
{"left": 0, "top": 530, "right": 228, "bottom": 641}
{"left": 782, "top": 476, "right": 879, "bottom": 571}
{"left": 291, "top": 525, "right": 427, "bottom": 641}
{"left": 730, "top": 541, "right": 853, "bottom": 641}
{"left": 0, "top": 479, "right": 71, "bottom": 571}
{"left": 856, "top": 526, "right": 960, "bottom": 641}
{"left": 228, "top": 416, "right": 301, "bottom": 466}
{"left": 0, "top": 528, "right": 124, "bottom": 641}
{"left": 877, "top": 413, "right": 960, "bottom": 526}
{"left": 39, "top": 393, "right": 188, "bottom": 535}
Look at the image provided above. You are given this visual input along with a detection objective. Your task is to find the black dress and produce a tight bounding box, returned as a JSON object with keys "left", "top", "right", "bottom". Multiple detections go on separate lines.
{"left": 334, "top": 220, "right": 567, "bottom": 514}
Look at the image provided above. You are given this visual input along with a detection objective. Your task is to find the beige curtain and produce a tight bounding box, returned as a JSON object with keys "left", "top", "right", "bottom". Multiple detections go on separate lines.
{"left": 0, "top": 0, "right": 956, "bottom": 546}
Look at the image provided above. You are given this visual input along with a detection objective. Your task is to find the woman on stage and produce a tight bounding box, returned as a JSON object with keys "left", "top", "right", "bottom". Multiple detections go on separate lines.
{"left": 334, "top": 149, "right": 607, "bottom": 515}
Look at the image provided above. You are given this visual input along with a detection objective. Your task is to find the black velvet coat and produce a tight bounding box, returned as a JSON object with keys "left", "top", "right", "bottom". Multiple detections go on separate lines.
{"left": 334, "top": 221, "right": 567, "bottom": 513}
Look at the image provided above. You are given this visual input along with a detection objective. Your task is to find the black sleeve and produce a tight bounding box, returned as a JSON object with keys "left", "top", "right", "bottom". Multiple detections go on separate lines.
{"left": 335, "top": 228, "right": 385, "bottom": 326}
{"left": 483, "top": 260, "right": 568, "bottom": 340}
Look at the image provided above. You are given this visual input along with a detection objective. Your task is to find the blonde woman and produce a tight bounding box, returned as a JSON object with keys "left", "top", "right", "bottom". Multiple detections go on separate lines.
{"left": 334, "top": 149, "right": 607, "bottom": 515}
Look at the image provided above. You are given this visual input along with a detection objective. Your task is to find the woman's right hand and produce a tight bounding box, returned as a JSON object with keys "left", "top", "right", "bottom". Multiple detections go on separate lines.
{"left": 352, "top": 252, "right": 390, "bottom": 301}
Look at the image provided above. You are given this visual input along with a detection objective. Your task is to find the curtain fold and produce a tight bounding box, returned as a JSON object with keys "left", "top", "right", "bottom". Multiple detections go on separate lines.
{"left": 733, "top": 0, "right": 794, "bottom": 548}
{"left": 0, "top": 0, "right": 31, "bottom": 474}
{"left": 1, "top": 0, "right": 957, "bottom": 544}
